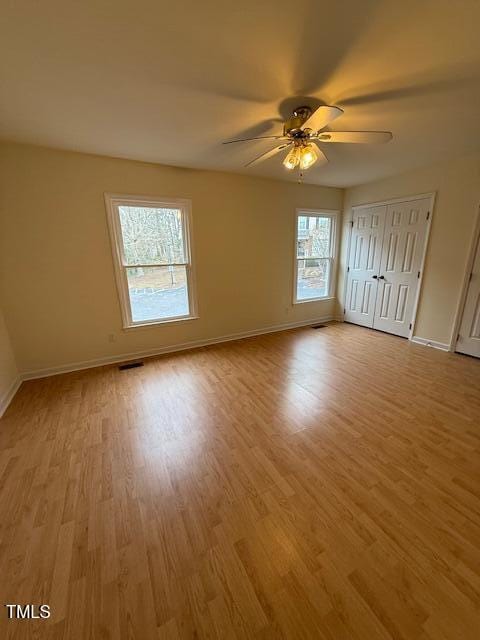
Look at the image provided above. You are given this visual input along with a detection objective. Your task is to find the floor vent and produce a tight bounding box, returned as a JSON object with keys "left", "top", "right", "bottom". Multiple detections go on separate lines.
{"left": 311, "top": 324, "right": 327, "bottom": 329}
{"left": 118, "top": 361, "right": 144, "bottom": 370}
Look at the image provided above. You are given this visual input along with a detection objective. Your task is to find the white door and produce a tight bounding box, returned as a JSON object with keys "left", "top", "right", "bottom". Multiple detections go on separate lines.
{"left": 345, "top": 197, "right": 431, "bottom": 338}
{"left": 456, "top": 234, "right": 480, "bottom": 358}
{"left": 372, "top": 199, "right": 431, "bottom": 338}
{"left": 344, "top": 205, "right": 386, "bottom": 327}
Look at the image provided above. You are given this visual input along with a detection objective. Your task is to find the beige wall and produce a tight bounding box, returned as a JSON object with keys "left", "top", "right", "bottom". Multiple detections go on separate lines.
{"left": 0, "top": 305, "right": 18, "bottom": 414}
{"left": 340, "top": 152, "right": 480, "bottom": 345}
{"left": 0, "top": 142, "right": 343, "bottom": 374}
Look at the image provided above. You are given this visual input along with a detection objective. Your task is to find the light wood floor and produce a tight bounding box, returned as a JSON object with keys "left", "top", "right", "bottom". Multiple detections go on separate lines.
{"left": 1, "top": 323, "right": 479, "bottom": 639}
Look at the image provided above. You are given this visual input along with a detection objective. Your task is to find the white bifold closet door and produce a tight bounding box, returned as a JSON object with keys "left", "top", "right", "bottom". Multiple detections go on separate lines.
{"left": 343, "top": 204, "right": 386, "bottom": 329}
{"left": 345, "top": 198, "right": 431, "bottom": 338}
{"left": 456, "top": 232, "right": 480, "bottom": 358}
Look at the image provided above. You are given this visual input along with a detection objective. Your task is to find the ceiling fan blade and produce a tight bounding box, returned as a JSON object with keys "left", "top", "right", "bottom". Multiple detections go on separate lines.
{"left": 316, "top": 131, "right": 393, "bottom": 144}
{"left": 245, "top": 143, "right": 292, "bottom": 167}
{"left": 302, "top": 106, "right": 344, "bottom": 132}
{"left": 223, "top": 135, "right": 286, "bottom": 144}
{"left": 311, "top": 142, "right": 329, "bottom": 165}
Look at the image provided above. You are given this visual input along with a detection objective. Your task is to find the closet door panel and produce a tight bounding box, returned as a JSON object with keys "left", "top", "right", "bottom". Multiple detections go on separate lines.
{"left": 456, "top": 233, "right": 480, "bottom": 358}
{"left": 372, "top": 199, "right": 430, "bottom": 337}
{"left": 345, "top": 205, "right": 386, "bottom": 328}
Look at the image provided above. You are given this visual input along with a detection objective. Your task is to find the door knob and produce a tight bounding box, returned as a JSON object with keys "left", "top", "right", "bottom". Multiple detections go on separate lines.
{"left": 378, "top": 275, "right": 385, "bottom": 280}
{"left": 372, "top": 275, "right": 378, "bottom": 279}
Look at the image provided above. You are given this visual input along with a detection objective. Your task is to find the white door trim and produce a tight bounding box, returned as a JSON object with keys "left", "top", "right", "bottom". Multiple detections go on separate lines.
{"left": 349, "top": 192, "right": 436, "bottom": 210}
{"left": 343, "top": 192, "right": 436, "bottom": 340}
{"left": 449, "top": 204, "right": 480, "bottom": 352}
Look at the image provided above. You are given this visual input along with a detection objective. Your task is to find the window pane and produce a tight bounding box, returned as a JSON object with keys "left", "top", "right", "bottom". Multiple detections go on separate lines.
{"left": 296, "top": 216, "right": 331, "bottom": 259}
{"left": 127, "top": 266, "right": 189, "bottom": 322}
{"left": 296, "top": 258, "right": 330, "bottom": 300}
{"left": 119, "top": 206, "right": 185, "bottom": 265}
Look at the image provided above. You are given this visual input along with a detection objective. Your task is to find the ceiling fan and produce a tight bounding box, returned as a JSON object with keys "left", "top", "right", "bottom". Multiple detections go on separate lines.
{"left": 223, "top": 105, "right": 392, "bottom": 171}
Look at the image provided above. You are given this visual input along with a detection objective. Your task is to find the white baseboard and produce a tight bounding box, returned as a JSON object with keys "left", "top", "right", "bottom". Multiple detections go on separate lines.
{"left": 21, "top": 316, "right": 335, "bottom": 381}
{"left": 410, "top": 336, "right": 450, "bottom": 351}
{"left": 0, "top": 376, "right": 22, "bottom": 418}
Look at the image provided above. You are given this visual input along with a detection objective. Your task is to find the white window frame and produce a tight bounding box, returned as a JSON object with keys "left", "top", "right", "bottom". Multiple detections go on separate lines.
{"left": 104, "top": 193, "right": 198, "bottom": 328}
{"left": 293, "top": 208, "right": 338, "bottom": 304}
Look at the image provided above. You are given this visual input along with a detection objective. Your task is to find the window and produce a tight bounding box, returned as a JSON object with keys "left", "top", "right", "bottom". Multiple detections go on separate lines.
{"left": 294, "top": 210, "right": 337, "bottom": 303}
{"left": 105, "top": 194, "right": 197, "bottom": 327}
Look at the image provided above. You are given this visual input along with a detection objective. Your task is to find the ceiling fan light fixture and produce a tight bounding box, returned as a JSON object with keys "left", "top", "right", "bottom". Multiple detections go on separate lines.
{"left": 283, "top": 146, "right": 300, "bottom": 170}
{"left": 223, "top": 104, "right": 392, "bottom": 171}
{"left": 299, "top": 144, "right": 318, "bottom": 170}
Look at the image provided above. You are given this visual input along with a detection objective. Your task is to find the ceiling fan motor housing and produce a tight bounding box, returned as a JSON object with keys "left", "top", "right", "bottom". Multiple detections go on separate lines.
{"left": 283, "top": 106, "right": 312, "bottom": 136}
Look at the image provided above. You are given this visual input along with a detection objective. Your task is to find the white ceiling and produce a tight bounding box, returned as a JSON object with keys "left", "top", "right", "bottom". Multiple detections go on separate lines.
{"left": 1, "top": 0, "right": 479, "bottom": 187}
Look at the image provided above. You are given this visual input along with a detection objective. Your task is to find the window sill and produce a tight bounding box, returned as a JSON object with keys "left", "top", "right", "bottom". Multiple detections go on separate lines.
{"left": 123, "top": 315, "right": 199, "bottom": 331}
{"left": 293, "top": 296, "right": 335, "bottom": 305}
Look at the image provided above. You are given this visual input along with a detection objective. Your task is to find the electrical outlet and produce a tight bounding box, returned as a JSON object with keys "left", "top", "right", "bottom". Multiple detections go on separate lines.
{"left": 108, "top": 334, "right": 116, "bottom": 343}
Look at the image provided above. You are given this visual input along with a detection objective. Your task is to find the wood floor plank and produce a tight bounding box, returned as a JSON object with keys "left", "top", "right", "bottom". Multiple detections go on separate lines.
{"left": 0, "top": 322, "right": 479, "bottom": 638}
